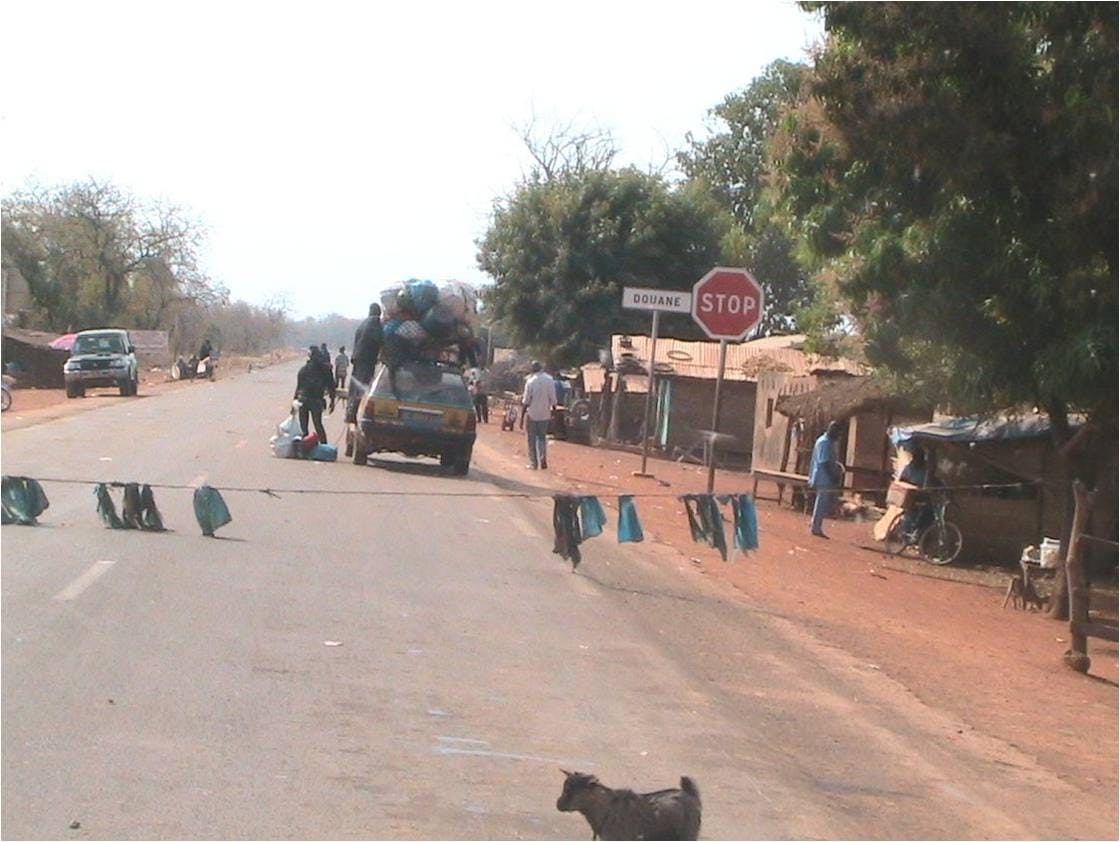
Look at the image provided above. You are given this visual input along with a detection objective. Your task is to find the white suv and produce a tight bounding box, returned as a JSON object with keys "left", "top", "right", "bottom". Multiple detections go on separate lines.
{"left": 63, "top": 328, "right": 139, "bottom": 397}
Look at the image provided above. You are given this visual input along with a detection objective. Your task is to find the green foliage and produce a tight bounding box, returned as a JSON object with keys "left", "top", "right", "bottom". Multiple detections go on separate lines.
{"left": 680, "top": 60, "right": 815, "bottom": 334}
{"left": 477, "top": 169, "right": 729, "bottom": 366}
{"left": 778, "top": 2, "right": 1117, "bottom": 428}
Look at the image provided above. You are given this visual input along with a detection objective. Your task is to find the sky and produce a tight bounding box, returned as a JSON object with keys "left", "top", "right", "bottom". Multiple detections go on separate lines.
{"left": 2, "top": 1, "right": 823, "bottom": 320}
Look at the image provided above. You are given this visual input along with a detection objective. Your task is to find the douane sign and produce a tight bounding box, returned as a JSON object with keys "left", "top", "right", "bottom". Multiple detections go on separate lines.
{"left": 621, "top": 286, "right": 692, "bottom": 314}
{"left": 690, "top": 267, "right": 765, "bottom": 341}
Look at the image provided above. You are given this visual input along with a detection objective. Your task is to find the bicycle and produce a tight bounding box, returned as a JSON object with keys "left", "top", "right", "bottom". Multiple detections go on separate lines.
{"left": 883, "top": 489, "right": 963, "bottom": 565}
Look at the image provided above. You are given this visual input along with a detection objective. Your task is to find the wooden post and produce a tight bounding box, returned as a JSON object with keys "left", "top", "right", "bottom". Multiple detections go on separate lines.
{"left": 1063, "top": 479, "right": 1096, "bottom": 673}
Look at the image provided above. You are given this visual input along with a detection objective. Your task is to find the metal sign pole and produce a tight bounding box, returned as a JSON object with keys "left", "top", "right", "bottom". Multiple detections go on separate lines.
{"left": 634, "top": 310, "right": 660, "bottom": 478}
{"left": 706, "top": 339, "right": 728, "bottom": 494}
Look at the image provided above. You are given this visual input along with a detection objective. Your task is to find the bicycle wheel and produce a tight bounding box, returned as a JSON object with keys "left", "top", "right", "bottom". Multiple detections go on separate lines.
{"left": 883, "top": 512, "right": 909, "bottom": 556}
{"left": 919, "top": 521, "right": 963, "bottom": 565}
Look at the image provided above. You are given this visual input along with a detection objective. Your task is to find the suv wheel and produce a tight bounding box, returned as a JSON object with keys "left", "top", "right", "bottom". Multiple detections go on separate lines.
{"left": 66, "top": 383, "right": 84, "bottom": 399}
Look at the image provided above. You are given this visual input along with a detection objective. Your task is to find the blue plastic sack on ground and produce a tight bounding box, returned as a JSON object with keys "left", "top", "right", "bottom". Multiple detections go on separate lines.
{"left": 1, "top": 476, "right": 50, "bottom": 525}
{"left": 735, "top": 494, "right": 759, "bottom": 551}
{"left": 309, "top": 443, "right": 338, "bottom": 462}
{"left": 193, "top": 484, "right": 232, "bottom": 537}
{"left": 579, "top": 496, "right": 607, "bottom": 539}
{"left": 617, "top": 495, "right": 643, "bottom": 543}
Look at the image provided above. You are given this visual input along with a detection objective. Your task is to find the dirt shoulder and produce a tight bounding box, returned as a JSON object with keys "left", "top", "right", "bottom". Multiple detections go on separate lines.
{"left": 1, "top": 350, "right": 301, "bottom": 433}
{"left": 472, "top": 421, "right": 1119, "bottom": 806}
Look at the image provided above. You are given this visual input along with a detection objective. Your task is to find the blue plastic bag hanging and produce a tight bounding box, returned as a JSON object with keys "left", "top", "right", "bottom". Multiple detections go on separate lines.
{"left": 1, "top": 476, "right": 50, "bottom": 525}
{"left": 579, "top": 496, "right": 607, "bottom": 539}
{"left": 736, "top": 494, "right": 759, "bottom": 551}
{"left": 617, "top": 495, "right": 643, "bottom": 543}
{"left": 193, "top": 484, "right": 232, "bottom": 537}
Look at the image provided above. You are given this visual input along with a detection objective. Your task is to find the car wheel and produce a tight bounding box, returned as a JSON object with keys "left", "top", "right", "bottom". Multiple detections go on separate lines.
{"left": 451, "top": 444, "right": 472, "bottom": 476}
{"left": 65, "top": 383, "right": 83, "bottom": 399}
{"left": 119, "top": 380, "right": 130, "bottom": 396}
{"left": 352, "top": 434, "right": 370, "bottom": 466}
{"left": 1, "top": 388, "right": 10, "bottom": 412}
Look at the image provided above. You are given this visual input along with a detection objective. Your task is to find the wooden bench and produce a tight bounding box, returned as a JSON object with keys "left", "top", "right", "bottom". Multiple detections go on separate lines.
{"left": 751, "top": 468, "right": 810, "bottom": 509}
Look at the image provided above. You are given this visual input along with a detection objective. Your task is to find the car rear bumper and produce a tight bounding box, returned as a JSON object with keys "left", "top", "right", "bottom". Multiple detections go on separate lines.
{"left": 357, "top": 419, "right": 475, "bottom": 458}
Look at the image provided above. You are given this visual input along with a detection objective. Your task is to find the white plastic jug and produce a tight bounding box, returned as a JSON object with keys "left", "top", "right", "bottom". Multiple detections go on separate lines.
{"left": 1040, "top": 537, "right": 1061, "bottom": 568}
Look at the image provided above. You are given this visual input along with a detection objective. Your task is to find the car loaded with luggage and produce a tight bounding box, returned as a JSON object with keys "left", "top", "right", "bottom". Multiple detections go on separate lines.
{"left": 348, "top": 279, "right": 480, "bottom": 475}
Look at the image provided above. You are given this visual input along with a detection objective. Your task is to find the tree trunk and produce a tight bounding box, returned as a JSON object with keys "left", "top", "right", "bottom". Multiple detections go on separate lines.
{"left": 1063, "top": 480, "right": 1095, "bottom": 673}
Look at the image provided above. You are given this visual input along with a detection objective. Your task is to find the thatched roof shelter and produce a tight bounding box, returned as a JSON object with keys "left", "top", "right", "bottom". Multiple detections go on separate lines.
{"left": 775, "top": 375, "right": 930, "bottom": 426}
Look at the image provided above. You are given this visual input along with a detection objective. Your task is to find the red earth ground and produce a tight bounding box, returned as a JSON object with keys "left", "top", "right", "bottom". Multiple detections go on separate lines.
{"left": 472, "top": 419, "right": 1119, "bottom": 811}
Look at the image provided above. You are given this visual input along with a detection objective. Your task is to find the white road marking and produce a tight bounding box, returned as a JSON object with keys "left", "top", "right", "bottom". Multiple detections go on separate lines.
{"left": 433, "top": 746, "right": 594, "bottom": 765}
{"left": 511, "top": 516, "right": 540, "bottom": 538}
{"left": 53, "top": 560, "right": 116, "bottom": 602}
{"left": 436, "top": 736, "right": 490, "bottom": 746}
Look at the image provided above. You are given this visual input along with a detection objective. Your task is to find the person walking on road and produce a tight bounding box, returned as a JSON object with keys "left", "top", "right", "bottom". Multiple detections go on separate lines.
{"left": 808, "top": 419, "right": 844, "bottom": 538}
{"left": 522, "top": 361, "right": 555, "bottom": 470}
{"left": 295, "top": 346, "right": 335, "bottom": 445}
{"left": 334, "top": 346, "right": 349, "bottom": 391}
{"left": 468, "top": 368, "right": 489, "bottom": 423}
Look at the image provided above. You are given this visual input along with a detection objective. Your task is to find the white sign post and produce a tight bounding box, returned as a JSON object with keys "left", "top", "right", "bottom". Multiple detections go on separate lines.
{"left": 621, "top": 287, "right": 693, "bottom": 477}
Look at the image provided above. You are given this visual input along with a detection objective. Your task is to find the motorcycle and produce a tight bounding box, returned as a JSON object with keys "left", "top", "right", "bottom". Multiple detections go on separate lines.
{"left": 173, "top": 354, "right": 216, "bottom": 381}
{"left": 1, "top": 376, "right": 12, "bottom": 412}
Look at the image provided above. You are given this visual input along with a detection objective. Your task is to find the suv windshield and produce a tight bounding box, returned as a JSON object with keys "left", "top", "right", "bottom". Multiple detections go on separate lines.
{"left": 73, "top": 333, "right": 126, "bottom": 355}
{"left": 373, "top": 362, "right": 472, "bottom": 409}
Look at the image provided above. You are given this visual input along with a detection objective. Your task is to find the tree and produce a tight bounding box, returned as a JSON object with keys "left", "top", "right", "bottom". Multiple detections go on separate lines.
{"left": 477, "top": 169, "right": 730, "bottom": 366}
{"left": 2, "top": 180, "right": 210, "bottom": 331}
{"left": 776, "top": 2, "right": 1117, "bottom": 614}
{"left": 680, "top": 60, "right": 815, "bottom": 334}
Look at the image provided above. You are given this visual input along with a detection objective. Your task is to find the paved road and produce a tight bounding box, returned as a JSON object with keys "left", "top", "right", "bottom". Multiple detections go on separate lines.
{"left": 2, "top": 364, "right": 1112, "bottom": 839}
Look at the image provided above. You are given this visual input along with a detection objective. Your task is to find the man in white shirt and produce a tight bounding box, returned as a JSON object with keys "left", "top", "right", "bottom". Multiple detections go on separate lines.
{"left": 522, "top": 361, "right": 556, "bottom": 470}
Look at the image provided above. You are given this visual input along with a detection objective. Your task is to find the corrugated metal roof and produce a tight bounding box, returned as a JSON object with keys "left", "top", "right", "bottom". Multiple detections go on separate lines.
{"left": 610, "top": 334, "right": 865, "bottom": 382}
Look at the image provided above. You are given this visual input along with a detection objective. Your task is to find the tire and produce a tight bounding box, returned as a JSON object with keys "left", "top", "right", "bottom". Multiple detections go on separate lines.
{"left": 1, "top": 388, "right": 10, "bottom": 412}
{"left": 451, "top": 444, "right": 472, "bottom": 476}
{"left": 119, "top": 379, "right": 130, "bottom": 397}
{"left": 65, "top": 383, "right": 83, "bottom": 399}
{"left": 883, "top": 512, "right": 909, "bottom": 556}
{"left": 919, "top": 521, "right": 963, "bottom": 565}
{"left": 352, "top": 433, "right": 370, "bottom": 466}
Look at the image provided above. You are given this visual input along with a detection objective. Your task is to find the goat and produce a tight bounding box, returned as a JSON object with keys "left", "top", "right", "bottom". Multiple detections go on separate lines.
{"left": 556, "top": 769, "right": 701, "bottom": 841}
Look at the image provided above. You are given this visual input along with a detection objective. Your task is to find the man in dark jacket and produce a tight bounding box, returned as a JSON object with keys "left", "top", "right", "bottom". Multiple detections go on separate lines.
{"left": 347, "top": 303, "right": 383, "bottom": 423}
{"left": 294, "top": 346, "right": 335, "bottom": 443}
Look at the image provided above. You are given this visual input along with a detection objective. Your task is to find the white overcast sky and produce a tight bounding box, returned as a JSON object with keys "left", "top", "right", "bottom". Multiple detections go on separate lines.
{"left": 2, "top": 1, "right": 823, "bottom": 319}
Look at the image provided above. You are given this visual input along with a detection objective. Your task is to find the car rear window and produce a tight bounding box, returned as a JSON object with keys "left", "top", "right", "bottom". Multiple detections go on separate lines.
{"left": 73, "top": 334, "right": 126, "bottom": 355}
{"left": 372, "top": 362, "right": 472, "bottom": 409}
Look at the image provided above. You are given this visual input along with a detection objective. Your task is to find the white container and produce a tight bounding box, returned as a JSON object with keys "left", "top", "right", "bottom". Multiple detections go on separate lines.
{"left": 1040, "top": 537, "right": 1061, "bottom": 568}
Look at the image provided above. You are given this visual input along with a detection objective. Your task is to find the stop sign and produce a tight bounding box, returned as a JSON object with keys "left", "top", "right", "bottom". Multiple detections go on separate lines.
{"left": 690, "top": 267, "right": 765, "bottom": 341}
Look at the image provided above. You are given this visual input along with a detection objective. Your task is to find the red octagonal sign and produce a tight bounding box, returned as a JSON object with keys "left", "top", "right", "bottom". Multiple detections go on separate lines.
{"left": 690, "top": 267, "right": 765, "bottom": 341}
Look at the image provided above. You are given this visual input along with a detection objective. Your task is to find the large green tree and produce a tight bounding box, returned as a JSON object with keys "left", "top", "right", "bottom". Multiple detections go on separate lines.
{"left": 776, "top": 2, "right": 1117, "bottom": 438}
{"left": 477, "top": 169, "right": 729, "bottom": 366}
{"left": 776, "top": 2, "right": 1117, "bottom": 616}
{"left": 680, "top": 60, "right": 815, "bottom": 334}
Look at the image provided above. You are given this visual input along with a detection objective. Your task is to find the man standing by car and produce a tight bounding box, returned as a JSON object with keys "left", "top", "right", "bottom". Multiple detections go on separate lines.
{"left": 348, "top": 303, "right": 383, "bottom": 423}
{"left": 522, "top": 361, "right": 555, "bottom": 470}
{"left": 295, "top": 346, "right": 335, "bottom": 445}
{"left": 808, "top": 420, "right": 844, "bottom": 538}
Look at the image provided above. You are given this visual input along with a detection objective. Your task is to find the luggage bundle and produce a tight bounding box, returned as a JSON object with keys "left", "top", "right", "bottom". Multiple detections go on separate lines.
{"left": 379, "top": 279, "right": 479, "bottom": 364}
{"left": 270, "top": 403, "right": 338, "bottom": 461}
